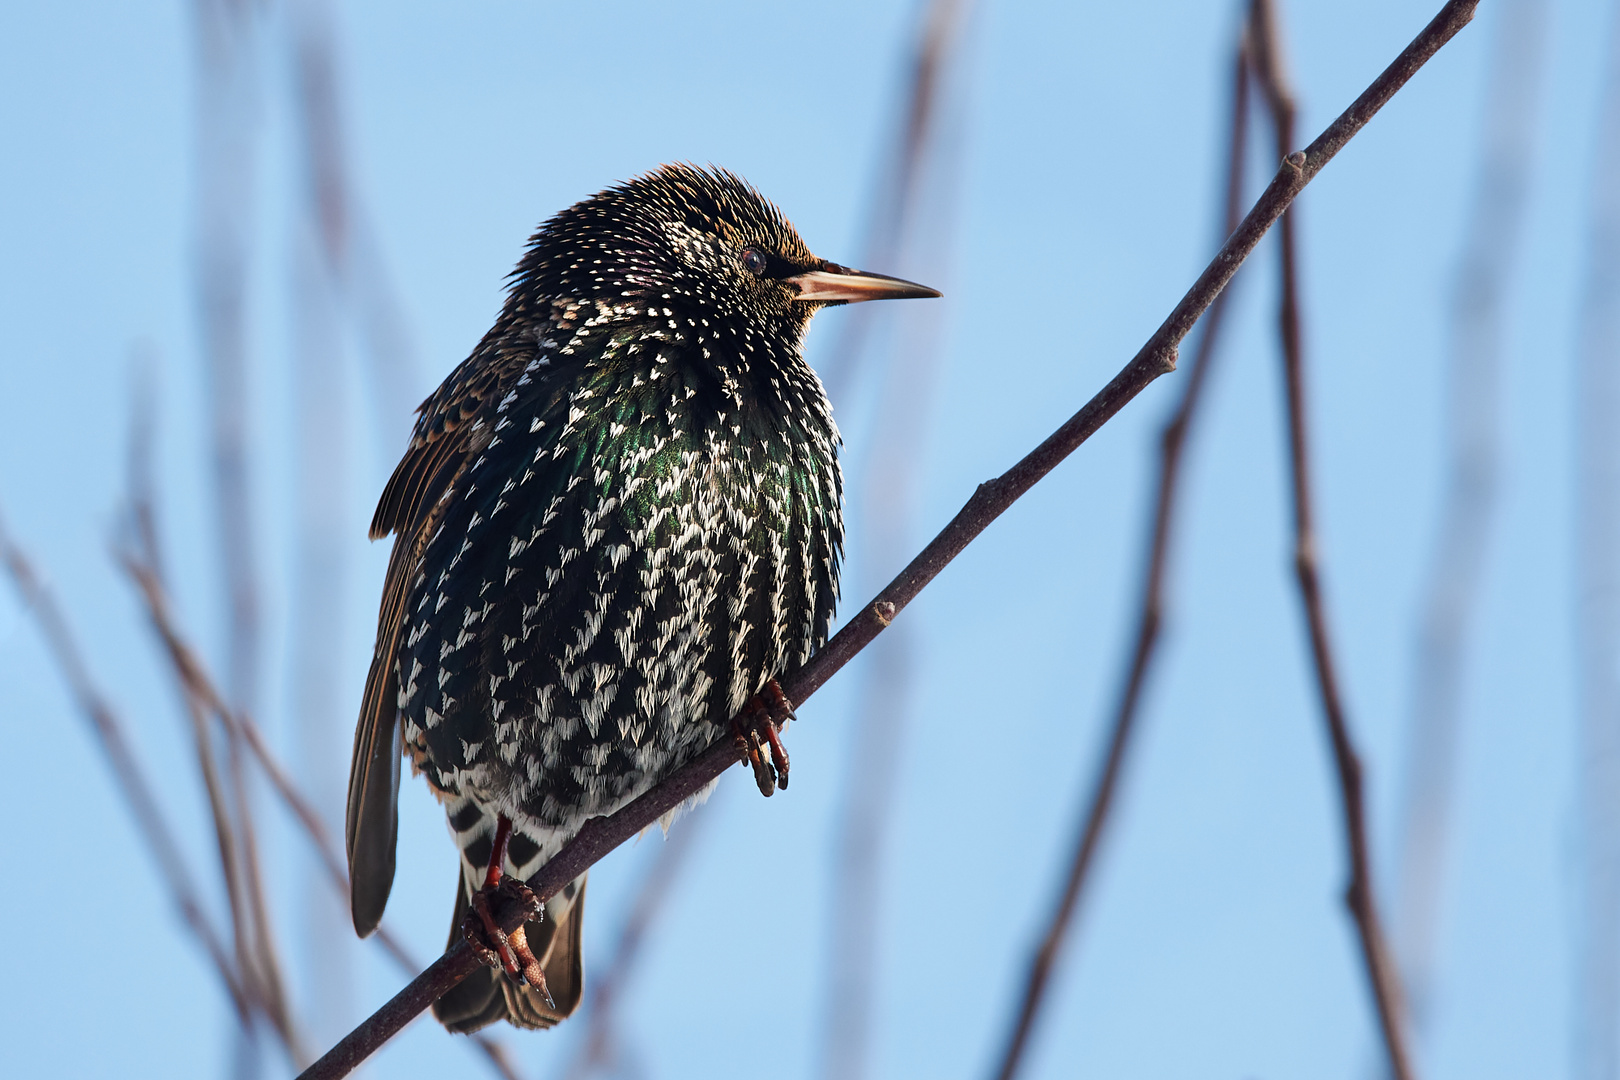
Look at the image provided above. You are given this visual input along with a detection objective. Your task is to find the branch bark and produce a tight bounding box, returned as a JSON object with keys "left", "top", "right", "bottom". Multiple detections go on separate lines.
{"left": 297, "top": 5, "right": 1478, "bottom": 1076}
{"left": 987, "top": 23, "right": 1253, "bottom": 1080}
{"left": 1249, "top": 0, "right": 1416, "bottom": 1076}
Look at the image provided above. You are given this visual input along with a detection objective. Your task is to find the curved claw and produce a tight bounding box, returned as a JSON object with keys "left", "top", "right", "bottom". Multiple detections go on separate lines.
{"left": 463, "top": 876, "right": 544, "bottom": 985}
{"left": 732, "top": 679, "right": 796, "bottom": 796}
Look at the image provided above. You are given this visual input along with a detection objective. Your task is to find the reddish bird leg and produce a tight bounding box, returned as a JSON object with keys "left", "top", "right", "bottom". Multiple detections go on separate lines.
{"left": 462, "top": 814, "right": 551, "bottom": 1001}
{"left": 731, "top": 678, "right": 796, "bottom": 796}
{"left": 484, "top": 814, "right": 512, "bottom": 890}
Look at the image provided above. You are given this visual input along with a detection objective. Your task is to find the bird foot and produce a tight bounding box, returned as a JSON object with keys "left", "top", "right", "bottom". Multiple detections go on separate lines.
{"left": 732, "top": 679, "right": 795, "bottom": 797}
{"left": 463, "top": 876, "right": 553, "bottom": 1005}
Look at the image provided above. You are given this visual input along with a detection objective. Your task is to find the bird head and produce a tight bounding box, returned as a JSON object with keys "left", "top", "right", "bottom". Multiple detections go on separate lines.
{"left": 506, "top": 163, "right": 938, "bottom": 347}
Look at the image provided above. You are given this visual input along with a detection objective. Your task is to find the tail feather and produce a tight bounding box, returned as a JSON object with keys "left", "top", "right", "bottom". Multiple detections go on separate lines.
{"left": 434, "top": 871, "right": 587, "bottom": 1033}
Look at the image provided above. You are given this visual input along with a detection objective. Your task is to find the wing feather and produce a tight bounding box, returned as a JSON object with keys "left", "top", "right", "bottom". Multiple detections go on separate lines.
{"left": 346, "top": 529, "right": 416, "bottom": 935}
{"left": 347, "top": 370, "right": 492, "bottom": 934}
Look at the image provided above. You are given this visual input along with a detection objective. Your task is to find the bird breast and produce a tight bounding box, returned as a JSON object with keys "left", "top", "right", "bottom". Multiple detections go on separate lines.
{"left": 395, "top": 330, "right": 842, "bottom": 838}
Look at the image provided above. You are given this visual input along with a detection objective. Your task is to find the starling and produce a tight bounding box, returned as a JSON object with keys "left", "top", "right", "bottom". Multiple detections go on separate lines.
{"left": 346, "top": 164, "right": 938, "bottom": 1032}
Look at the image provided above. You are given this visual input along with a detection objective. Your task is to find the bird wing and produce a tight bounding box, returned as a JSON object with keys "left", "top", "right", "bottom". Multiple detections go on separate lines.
{"left": 347, "top": 360, "right": 500, "bottom": 936}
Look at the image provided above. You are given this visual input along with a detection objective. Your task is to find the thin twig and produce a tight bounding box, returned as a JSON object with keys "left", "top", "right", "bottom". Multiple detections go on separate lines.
{"left": 117, "top": 368, "right": 515, "bottom": 1077}
{"left": 127, "top": 487, "right": 264, "bottom": 1037}
{"left": 126, "top": 345, "right": 165, "bottom": 584}
{"left": 175, "top": 617, "right": 264, "bottom": 1014}
{"left": 122, "top": 351, "right": 269, "bottom": 1035}
{"left": 0, "top": 509, "right": 250, "bottom": 1024}
{"left": 119, "top": 543, "right": 523, "bottom": 1080}
{"left": 987, "top": 24, "right": 1253, "bottom": 1080}
{"left": 295, "top": 6, "right": 1478, "bottom": 1076}
{"left": 122, "top": 482, "right": 305, "bottom": 1062}
{"left": 233, "top": 692, "right": 300, "bottom": 1051}
{"left": 1249, "top": 0, "right": 1416, "bottom": 1077}
{"left": 192, "top": 5, "right": 282, "bottom": 1068}
{"left": 120, "top": 361, "right": 304, "bottom": 1057}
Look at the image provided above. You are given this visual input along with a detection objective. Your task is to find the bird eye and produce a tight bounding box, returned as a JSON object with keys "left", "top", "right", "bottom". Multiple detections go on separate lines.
{"left": 741, "top": 247, "right": 768, "bottom": 277}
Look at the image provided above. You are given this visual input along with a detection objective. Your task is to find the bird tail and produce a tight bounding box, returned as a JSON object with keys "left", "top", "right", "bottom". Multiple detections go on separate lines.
{"left": 433, "top": 870, "right": 587, "bottom": 1033}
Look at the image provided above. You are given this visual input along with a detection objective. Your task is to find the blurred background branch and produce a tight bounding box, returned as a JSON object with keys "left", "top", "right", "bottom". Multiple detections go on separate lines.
{"left": 815, "top": 0, "right": 973, "bottom": 411}
{"left": 986, "top": 19, "right": 1252, "bottom": 1080}
{"left": 1393, "top": 0, "right": 1547, "bottom": 1049}
{"left": 192, "top": 3, "right": 279, "bottom": 1071}
{"left": 120, "top": 364, "right": 521, "bottom": 1080}
{"left": 0, "top": 506, "right": 251, "bottom": 1026}
{"left": 287, "top": 0, "right": 359, "bottom": 1046}
{"left": 819, "top": 4, "right": 975, "bottom": 1080}
{"left": 123, "top": 492, "right": 305, "bottom": 1063}
{"left": 1575, "top": 5, "right": 1620, "bottom": 1079}
{"left": 192, "top": 0, "right": 263, "bottom": 721}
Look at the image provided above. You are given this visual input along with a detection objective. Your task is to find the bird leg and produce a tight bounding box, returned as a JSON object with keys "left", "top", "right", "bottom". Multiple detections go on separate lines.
{"left": 731, "top": 679, "right": 796, "bottom": 797}
{"left": 462, "top": 815, "right": 552, "bottom": 1002}
{"left": 483, "top": 814, "right": 512, "bottom": 892}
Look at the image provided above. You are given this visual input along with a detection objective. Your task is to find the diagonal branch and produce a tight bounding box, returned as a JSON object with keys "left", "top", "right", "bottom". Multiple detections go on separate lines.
{"left": 986, "top": 21, "right": 1254, "bottom": 1080}
{"left": 296, "top": 5, "right": 1479, "bottom": 1076}
{"left": 118, "top": 537, "right": 523, "bottom": 1080}
{"left": 1248, "top": 0, "right": 1417, "bottom": 1077}
{"left": 0, "top": 509, "right": 250, "bottom": 1025}
{"left": 165, "top": 585, "right": 285, "bottom": 1043}
{"left": 120, "top": 386, "right": 304, "bottom": 1062}
{"left": 130, "top": 359, "right": 310, "bottom": 1061}
{"left": 114, "top": 375, "right": 519, "bottom": 1079}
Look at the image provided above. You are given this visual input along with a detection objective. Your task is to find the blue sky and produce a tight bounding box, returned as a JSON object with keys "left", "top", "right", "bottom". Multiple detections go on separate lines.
{"left": 0, "top": 1, "right": 1605, "bottom": 1078}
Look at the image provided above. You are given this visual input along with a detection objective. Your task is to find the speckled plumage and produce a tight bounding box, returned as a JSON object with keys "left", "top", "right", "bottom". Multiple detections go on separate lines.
{"left": 347, "top": 164, "right": 934, "bottom": 1032}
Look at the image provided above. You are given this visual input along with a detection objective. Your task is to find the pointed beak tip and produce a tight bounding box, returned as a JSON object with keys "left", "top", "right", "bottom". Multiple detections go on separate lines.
{"left": 787, "top": 267, "right": 943, "bottom": 304}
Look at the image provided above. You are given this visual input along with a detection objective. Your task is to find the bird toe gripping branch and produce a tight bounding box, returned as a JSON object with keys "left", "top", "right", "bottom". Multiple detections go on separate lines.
{"left": 463, "top": 872, "right": 552, "bottom": 1006}
{"left": 460, "top": 814, "right": 553, "bottom": 1005}
{"left": 733, "top": 679, "right": 796, "bottom": 796}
